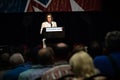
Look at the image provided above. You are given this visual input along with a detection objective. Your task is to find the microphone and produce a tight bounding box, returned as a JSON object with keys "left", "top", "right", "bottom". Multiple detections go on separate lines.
{"left": 50, "top": 22, "right": 52, "bottom": 27}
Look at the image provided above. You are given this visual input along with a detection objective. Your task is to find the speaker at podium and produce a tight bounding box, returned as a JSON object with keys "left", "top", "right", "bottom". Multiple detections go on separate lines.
{"left": 42, "top": 27, "right": 65, "bottom": 39}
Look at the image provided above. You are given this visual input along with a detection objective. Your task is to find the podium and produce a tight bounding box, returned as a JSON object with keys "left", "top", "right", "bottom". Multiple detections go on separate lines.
{"left": 42, "top": 27, "right": 65, "bottom": 39}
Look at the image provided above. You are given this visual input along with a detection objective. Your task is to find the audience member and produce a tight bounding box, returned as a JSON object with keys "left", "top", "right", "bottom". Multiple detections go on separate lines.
{"left": 3, "top": 53, "right": 32, "bottom": 80}
{"left": 70, "top": 51, "right": 106, "bottom": 80}
{"left": 68, "top": 43, "right": 87, "bottom": 60}
{"left": 0, "top": 53, "right": 10, "bottom": 70}
{"left": 0, "top": 53, "right": 10, "bottom": 80}
{"left": 18, "top": 47, "right": 54, "bottom": 80}
{"left": 88, "top": 40, "right": 103, "bottom": 59}
{"left": 94, "top": 31, "right": 120, "bottom": 79}
{"left": 41, "top": 42, "right": 72, "bottom": 80}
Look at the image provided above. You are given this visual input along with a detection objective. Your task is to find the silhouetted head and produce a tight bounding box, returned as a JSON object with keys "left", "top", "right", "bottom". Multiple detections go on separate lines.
{"left": 105, "top": 31, "right": 120, "bottom": 52}
{"left": 53, "top": 42, "right": 70, "bottom": 60}
{"left": 37, "top": 47, "right": 54, "bottom": 65}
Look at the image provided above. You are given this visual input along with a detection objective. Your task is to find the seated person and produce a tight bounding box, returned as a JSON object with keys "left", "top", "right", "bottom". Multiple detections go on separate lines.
{"left": 94, "top": 31, "right": 120, "bottom": 79}
{"left": 3, "top": 53, "right": 31, "bottom": 80}
{"left": 69, "top": 51, "right": 106, "bottom": 80}
{"left": 18, "top": 47, "right": 54, "bottom": 80}
{"left": 41, "top": 42, "right": 73, "bottom": 80}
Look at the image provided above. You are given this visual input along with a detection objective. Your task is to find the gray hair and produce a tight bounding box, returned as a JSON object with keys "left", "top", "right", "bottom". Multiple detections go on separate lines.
{"left": 10, "top": 53, "right": 24, "bottom": 65}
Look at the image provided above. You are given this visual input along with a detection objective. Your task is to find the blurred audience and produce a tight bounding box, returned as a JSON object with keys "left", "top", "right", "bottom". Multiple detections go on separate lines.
{"left": 68, "top": 43, "right": 87, "bottom": 60}
{"left": 0, "top": 53, "right": 10, "bottom": 70}
{"left": 70, "top": 51, "right": 106, "bottom": 80}
{"left": 0, "top": 53, "right": 10, "bottom": 80}
{"left": 1, "top": 31, "right": 120, "bottom": 80}
{"left": 88, "top": 40, "right": 103, "bottom": 59}
{"left": 3, "top": 53, "right": 32, "bottom": 80}
{"left": 41, "top": 42, "right": 72, "bottom": 80}
{"left": 94, "top": 31, "right": 120, "bottom": 79}
{"left": 18, "top": 47, "right": 54, "bottom": 80}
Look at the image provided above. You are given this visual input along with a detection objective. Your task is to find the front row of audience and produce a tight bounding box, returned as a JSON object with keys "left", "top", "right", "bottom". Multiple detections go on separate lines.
{"left": 0, "top": 30, "right": 120, "bottom": 80}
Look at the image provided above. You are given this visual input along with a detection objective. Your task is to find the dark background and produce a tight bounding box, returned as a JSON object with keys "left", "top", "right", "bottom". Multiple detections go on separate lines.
{"left": 0, "top": 0, "right": 120, "bottom": 47}
{"left": 0, "top": 12, "right": 120, "bottom": 47}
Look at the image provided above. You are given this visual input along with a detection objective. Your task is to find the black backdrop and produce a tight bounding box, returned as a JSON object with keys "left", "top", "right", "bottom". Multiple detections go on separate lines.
{"left": 0, "top": 12, "right": 120, "bottom": 47}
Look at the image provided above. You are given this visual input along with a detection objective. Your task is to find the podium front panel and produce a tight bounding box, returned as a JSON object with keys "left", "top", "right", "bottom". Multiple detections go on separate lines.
{"left": 43, "top": 27, "right": 65, "bottom": 39}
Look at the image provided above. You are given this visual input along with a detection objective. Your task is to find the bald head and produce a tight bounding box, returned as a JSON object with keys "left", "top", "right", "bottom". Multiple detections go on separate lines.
{"left": 56, "top": 42, "right": 68, "bottom": 48}
{"left": 37, "top": 47, "right": 54, "bottom": 65}
{"left": 53, "top": 42, "right": 70, "bottom": 60}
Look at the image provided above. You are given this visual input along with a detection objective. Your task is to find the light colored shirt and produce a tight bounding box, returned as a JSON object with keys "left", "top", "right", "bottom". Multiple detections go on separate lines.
{"left": 40, "top": 21, "right": 57, "bottom": 34}
{"left": 18, "top": 65, "right": 52, "bottom": 80}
